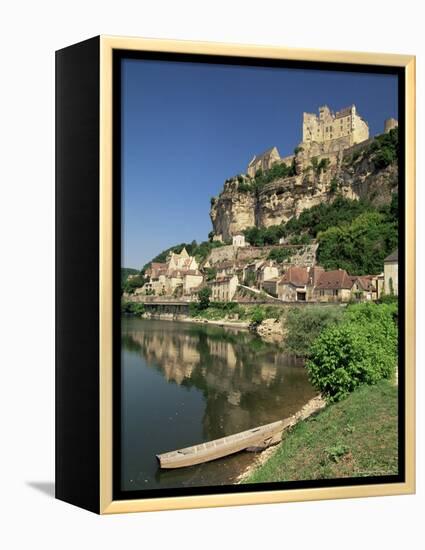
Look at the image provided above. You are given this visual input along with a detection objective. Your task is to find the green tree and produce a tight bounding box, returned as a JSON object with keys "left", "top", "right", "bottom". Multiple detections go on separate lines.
{"left": 198, "top": 287, "right": 212, "bottom": 310}
{"left": 317, "top": 211, "right": 398, "bottom": 275}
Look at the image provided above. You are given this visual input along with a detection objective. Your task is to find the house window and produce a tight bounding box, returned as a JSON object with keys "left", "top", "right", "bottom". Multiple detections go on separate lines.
{"left": 333, "top": 289, "right": 339, "bottom": 297}
{"left": 319, "top": 290, "right": 324, "bottom": 296}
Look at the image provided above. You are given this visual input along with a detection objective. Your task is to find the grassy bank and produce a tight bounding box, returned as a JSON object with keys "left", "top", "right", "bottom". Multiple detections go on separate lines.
{"left": 244, "top": 380, "right": 398, "bottom": 483}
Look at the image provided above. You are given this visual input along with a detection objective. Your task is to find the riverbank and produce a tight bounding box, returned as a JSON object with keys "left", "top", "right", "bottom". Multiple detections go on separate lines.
{"left": 241, "top": 380, "right": 398, "bottom": 484}
{"left": 142, "top": 311, "right": 250, "bottom": 329}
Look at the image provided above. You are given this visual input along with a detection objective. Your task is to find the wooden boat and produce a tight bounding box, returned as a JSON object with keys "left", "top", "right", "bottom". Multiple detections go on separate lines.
{"left": 156, "top": 419, "right": 289, "bottom": 469}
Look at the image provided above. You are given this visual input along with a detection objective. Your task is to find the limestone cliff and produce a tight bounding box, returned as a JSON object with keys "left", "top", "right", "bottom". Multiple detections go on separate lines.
{"left": 210, "top": 136, "right": 398, "bottom": 241}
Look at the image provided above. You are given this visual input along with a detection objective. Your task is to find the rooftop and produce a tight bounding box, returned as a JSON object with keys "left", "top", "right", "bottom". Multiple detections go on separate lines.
{"left": 384, "top": 249, "right": 398, "bottom": 263}
{"left": 315, "top": 269, "right": 354, "bottom": 290}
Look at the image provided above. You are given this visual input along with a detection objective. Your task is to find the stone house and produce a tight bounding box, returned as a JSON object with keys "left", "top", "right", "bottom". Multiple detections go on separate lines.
{"left": 262, "top": 278, "right": 279, "bottom": 297}
{"left": 142, "top": 247, "right": 203, "bottom": 296}
{"left": 208, "top": 275, "right": 239, "bottom": 302}
{"left": 351, "top": 275, "right": 377, "bottom": 301}
{"left": 277, "top": 266, "right": 310, "bottom": 302}
{"left": 384, "top": 249, "right": 398, "bottom": 296}
{"left": 243, "top": 260, "right": 264, "bottom": 287}
{"left": 257, "top": 261, "right": 279, "bottom": 287}
{"left": 168, "top": 247, "right": 199, "bottom": 272}
{"left": 232, "top": 234, "right": 247, "bottom": 248}
{"left": 183, "top": 271, "right": 204, "bottom": 295}
{"left": 247, "top": 146, "right": 281, "bottom": 177}
{"left": 277, "top": 265, "right": 324, "bottom": 302}
{"left": 314, "top": 269, "right": 355, "bottom": 302}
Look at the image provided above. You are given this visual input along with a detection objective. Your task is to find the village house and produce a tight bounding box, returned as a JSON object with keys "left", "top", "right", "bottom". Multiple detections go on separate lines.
{"left": 314, "top": 269, "right": 355, "bottom": 303}
{"left": 351, "top": 275, "right": 377, "bottom": 301}
{"left": 208, "top": 275, "right": 239, "bottom": 302}
{"left": 383, "top": 249, "right": 398, "bottom": 296}
{"left": 232, "top": 234, "right": 247, "bottom": 248}
{"left": 257, "top": 260, "right": 279, "bottom": 287}
{"left": 262, "top": 278, "right": 279, "bottom": 297}
{"left": 142, "top": 247, "right": 203, "bottom": 297}
{"left": 277, "top": 266, "right": 310, "bottom": 302}
{"left": 277, "top": 266, "right": 325, "bottom": 302}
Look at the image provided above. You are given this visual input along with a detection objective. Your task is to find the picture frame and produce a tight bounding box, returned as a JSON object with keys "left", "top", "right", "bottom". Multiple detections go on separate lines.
{"left": 55, "top": 35, "right": 415, "bottom": 514}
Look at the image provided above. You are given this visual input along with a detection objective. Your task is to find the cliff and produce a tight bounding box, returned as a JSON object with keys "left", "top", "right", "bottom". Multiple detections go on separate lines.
{"left": 210, "top": 132, "right": 398, "bottom": 241}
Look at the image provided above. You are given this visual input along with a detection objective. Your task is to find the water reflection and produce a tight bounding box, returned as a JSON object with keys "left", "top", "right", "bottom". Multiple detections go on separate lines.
{"left": 121, "top": 318, "right": 316, "bottom": 490}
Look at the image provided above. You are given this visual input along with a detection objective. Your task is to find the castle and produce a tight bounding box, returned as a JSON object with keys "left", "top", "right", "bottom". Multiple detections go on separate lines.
{"left": 246, "top": 104, "right": 397, "bottom": 176}
{"left": 302, "top": 104, "right": 369, "bottom": 152}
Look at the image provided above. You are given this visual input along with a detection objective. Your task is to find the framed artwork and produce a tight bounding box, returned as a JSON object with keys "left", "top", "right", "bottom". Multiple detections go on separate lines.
{"left": 55, "top": 36, "right": 415, "bottom": 514}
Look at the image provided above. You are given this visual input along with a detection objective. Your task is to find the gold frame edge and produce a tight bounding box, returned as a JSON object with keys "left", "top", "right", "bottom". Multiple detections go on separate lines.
{"left": 99, "top": 36, "right": 416, "bottom": 515}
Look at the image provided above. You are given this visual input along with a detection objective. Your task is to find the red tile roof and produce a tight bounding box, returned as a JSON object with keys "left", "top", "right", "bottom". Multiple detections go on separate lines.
{"left": 315, "top": 269, "right": 354, "bottom": 290}
{"left": 279, "top": 266, "right": 309, "bottom": 287}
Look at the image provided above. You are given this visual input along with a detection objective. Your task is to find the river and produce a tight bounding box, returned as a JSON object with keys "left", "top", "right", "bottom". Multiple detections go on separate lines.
{"left": 121, "top": 317, "right": 316, "bottom": 491}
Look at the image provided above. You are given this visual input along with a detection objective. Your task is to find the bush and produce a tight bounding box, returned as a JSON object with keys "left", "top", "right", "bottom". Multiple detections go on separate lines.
{"left": 306, "top": 303, "right": 397, "bottom": 402}
{"left": 250, "top": 307, "right": 266, "bottom": 325}
{"left": 122, "top": 275, "right": 146, "bottom": 295}
{"left": 267, "top": 247, "right": 294, "bottom": 263}
{"left": 285, "top": 306, "right": 343, "bottom": 357}
{"left": 121, "top": 301, "right": 145, "bottom": 316}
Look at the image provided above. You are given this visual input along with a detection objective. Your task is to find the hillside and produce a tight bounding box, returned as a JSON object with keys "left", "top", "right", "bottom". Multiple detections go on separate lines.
{"left": 210, "top": 129, "right": 398, "bottom": 242}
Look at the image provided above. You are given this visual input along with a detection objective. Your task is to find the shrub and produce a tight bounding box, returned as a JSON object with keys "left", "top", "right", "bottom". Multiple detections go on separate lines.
{"left": 250, "top": 307, "right": 266, "bottom": 325}
{"left": 306, "top": 303, "right": 397, "bottom": 402}
{"left": 267, "top": 247, "right": 294, "bottom": 263}
{"left": 121, "top": 301, "right": 145, "bottom": 316}
{"left": 329, "top": 177, "right": 339, "bottom": 194}
{"left": 122, "top": 275, "right": 146, "bottom": 295}
{"left": 285, "top": 306, "right": 343, "bottom": 357}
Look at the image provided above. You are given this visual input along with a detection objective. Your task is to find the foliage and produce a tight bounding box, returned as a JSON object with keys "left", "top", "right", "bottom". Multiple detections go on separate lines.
{"left": 205, "top": 267, "right": 217, "bottom": 281}
{"left": 329, "top": 177, "right": 339, "bottom": 194}
{"left": 250, "top": 307, "right": 266, "bottom": 325}
{"left": 287, "top": 233, "right": 311, "bottom": 245}
{"left": 367, "top": 127, "right": 399, "bottom": 170}
{"left": 284, "top": 306, "right": 344, "bottom": 357}
{"left": 197, "top": 287, "right": 212, "bottom": 310}
{"left": 283, "top": 196, "right": 375, "bottom": 239}
{"left": 122, "top": 274, "right": 147, "bottom": 295}
{"left": 310, "top": 156, "right": 330, "bottom": 176}
{"left": 267, "top": 247, "right": 294, "bottom": 263}
{"left": 121, "top": 301, "right": 145, "bottom": 316}
{"left": 316, "top": 210, "right": 398, "bottom": 275}
{"left": 121, "top": 268, "right": 139, "bottom": 284}
{"left": 306, "top": 302, "right": 397, "bottom": 402}
{"left": 242, "top": 196, "right": 379, "bottom": 248}
{"left": 243, "top": 224, "right": 286, "bottom": 246}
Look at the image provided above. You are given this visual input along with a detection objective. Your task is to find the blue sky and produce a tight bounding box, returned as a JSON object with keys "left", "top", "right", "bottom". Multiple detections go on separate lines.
{"left": 121, "top": 58, "right": 398, "bottom": 269}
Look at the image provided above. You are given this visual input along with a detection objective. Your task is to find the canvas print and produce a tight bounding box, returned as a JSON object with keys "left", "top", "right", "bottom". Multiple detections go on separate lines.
{"left": 119, "top": 56, "right": 401, "bottom": 495}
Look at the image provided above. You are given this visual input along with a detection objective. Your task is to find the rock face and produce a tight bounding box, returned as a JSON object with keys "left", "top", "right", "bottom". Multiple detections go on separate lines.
{"left": 210, "top": 182, "right": 256, "bottom": 240}
{"left": 210, "top": 140, "right": 398, "bottom": 241}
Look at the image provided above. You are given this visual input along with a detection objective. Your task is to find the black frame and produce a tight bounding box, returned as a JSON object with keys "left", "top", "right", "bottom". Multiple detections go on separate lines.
{"left": 111, "top": 49, "right": 406, "bottom": 502}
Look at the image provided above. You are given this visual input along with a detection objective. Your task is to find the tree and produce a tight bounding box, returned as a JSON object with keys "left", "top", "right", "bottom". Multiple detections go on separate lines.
{"left": 198, "top": 287, "right": 212, "bottom": 310}
{"left": 317, "top": 211, "right": 398, "bottom": 275}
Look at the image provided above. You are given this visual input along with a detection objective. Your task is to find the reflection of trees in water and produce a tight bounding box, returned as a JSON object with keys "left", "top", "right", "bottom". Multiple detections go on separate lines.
{"left": 122, "top": 320, "right": 315, "bottom": 441}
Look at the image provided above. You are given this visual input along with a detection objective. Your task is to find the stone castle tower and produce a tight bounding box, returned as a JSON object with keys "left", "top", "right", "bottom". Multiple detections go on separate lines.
{"left": 302, "top": 104, "right": 369, "bottom": 153}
